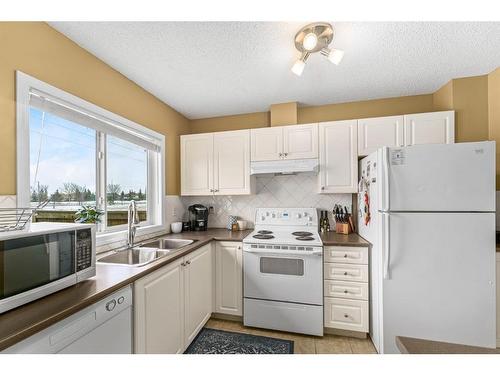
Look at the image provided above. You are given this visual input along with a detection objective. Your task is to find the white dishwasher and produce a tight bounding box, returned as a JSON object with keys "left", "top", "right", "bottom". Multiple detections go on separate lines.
{"left": 3, "top": 286, "right": 133, "bottom": 354}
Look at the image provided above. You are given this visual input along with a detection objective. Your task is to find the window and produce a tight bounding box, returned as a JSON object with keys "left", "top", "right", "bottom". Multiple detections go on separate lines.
{"left": 106, "top": 135, "right": 148, "bottom": 228}
{"left": 17, "top": 72, "right": 165, "bottom": 243}
{"left": 29, "top": 107, "right": 97, "bottom": 222}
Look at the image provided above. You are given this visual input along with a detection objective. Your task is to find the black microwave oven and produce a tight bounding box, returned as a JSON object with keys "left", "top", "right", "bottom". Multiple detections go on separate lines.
{"left": 0, "top": 223, "right": 96, "bottom": 314}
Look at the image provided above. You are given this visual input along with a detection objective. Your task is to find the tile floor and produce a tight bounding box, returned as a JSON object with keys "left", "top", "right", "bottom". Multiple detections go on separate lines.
{"left": 204, "top": 318, "right": 377, "bottom": 354}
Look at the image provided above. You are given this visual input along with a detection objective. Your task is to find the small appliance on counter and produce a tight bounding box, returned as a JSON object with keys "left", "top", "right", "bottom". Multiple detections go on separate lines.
{"left": 188, "top": 204, "right": 209, "bottom": 231}
{"left": 0, "top": 222, "right": 96, "bottom": 314}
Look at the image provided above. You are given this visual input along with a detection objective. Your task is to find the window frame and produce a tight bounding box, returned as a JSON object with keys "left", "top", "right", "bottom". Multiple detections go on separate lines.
{"left": 16, "top": 71, "right": 166, "bottom": 246}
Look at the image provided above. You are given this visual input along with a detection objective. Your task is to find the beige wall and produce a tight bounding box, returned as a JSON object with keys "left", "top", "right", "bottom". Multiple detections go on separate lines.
{"left": 488, "top": 68, "right": 500, "bottom": 188}
{"left": 270, "top": 102, "right": 297, "bottom": 126}
{"left": 190, "top": 94, "right": 435, "bottom": 133}
{"left": 452, "top": 75, "right": 489, "bottom": 143}
{"left": 0, "top": 22, "right": 190, "bottom": 195}
{"left": 298, "top": 94, "right": 434, "bottom": 123}
{"left": 190, "top": 111, "right": 270, "bottom": 134}
{"left": 432, "top": 81, "right": 453, "bottom": 111}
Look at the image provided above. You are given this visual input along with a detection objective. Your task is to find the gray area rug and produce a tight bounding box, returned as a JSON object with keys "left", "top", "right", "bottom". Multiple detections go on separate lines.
{"left": 184, "top": 328, "right": 294, "bottom": 354}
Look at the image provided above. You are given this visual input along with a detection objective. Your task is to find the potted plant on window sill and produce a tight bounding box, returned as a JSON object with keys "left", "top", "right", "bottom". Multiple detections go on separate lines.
{"left": 74, "top": 205, "right": 104, "bottom": 225}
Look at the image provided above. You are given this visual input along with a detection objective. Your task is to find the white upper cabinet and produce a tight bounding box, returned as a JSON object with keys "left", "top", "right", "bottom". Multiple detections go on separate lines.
{"left": 250, "top": 127, "right": 283, "bottom": 161}
{"left": 213, "top": 130, "right": 252, "bottom": 195}
{"left": 181, "top": 131, "right": 253, "bottom": 196}
{"left": 283, "top": 123, "right": 319, "bottom": 160}
{"left": 404, "top": 110, "right": 455, "bottom": 146}
{"left": 358, "top": 115, "right": 404, "bottom": 156}
{"left": 251, "top": 124, "right": 318, "bottom": 161}
{"left": 181, "top": 134, "right": 214, "bottom": 196}
{"left": 214, "top": 241, "right": 243, "bottom": 316}
{"left": 319, "top": 120, "right": 358, "bottom": 194}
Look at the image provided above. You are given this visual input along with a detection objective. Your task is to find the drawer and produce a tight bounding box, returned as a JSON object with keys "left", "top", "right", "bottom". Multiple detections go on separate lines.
{"left": 324, "top": 297, "right": 369, "bottom": 332}
{"left": 324, "top": 263, "right": 368, "bottom": 282}
{"left": 324, "top": 280, "right": 369, "bottom": 301}
{"left": 324, "top": 246, "right": 368, "bottom": 264}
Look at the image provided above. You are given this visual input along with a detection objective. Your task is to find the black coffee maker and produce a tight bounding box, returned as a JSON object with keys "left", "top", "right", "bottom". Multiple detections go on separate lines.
{"left": 188, "top": 204, "right": 209, "bottom": 231}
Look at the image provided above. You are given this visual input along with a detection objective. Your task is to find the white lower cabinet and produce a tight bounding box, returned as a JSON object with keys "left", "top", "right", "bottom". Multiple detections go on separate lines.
{"left": 134, "top": 244, "right": 212, "bottom": 353}
{"left": 214, "top": 241, "right": 243, "bottom": 316}
{"left": 184, "top": 244, "right": 213, "bottom": 344}
{"left": 324, "top": 297, "right": 369, "bottom": 332}
{"left": 324, "top": 245, "right": 370, "bottom": 333}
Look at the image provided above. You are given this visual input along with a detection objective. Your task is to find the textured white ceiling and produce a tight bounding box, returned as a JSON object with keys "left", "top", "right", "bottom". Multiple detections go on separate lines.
{"left": 49, "top": 22, "right": 500, "bottom": 119}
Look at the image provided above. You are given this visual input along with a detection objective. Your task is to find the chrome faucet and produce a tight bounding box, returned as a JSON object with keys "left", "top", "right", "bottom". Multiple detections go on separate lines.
{"left": 127, "top": 201, "right": 140, "bottom": 248}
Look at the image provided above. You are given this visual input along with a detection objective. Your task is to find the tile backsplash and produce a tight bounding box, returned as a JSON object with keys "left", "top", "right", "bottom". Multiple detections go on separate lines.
{"left": 181, "top": 174, "right": 353, "bottom": 229}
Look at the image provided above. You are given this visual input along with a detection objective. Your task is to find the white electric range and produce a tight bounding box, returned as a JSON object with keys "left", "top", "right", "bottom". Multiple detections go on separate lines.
{"left": 242, "top": 208, "right": 324, "bottom": 336}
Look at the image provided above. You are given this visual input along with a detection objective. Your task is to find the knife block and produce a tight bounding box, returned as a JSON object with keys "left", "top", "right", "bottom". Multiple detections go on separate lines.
{"left": 335, "top": 222, "right": 352, "bottom": 235}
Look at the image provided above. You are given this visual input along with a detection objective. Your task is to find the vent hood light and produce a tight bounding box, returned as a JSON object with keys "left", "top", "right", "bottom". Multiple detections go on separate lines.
{"left": 250, "top": 158, "right": 319, "bottom": 176}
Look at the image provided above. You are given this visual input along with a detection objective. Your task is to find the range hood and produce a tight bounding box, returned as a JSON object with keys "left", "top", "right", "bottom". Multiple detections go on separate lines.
{"left": 250, "top": 158, "right": 319, "bottom": 176}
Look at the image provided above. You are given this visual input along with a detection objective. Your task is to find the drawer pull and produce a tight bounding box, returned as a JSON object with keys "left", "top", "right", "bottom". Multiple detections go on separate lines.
{"left": 343, "top": 272, "right": 348, "bottom": 276}
{"left": 344, "top": 314, "right": 349, "bottom": 318}
{"left": 344, "top": 290, "right": 348, "bottom": 294}
{"left": 344, "top": 254, "right": 348, "bottom": 258}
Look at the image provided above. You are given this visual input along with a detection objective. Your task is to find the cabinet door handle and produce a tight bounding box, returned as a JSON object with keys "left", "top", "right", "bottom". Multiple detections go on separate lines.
{"left": 186, "top": 260, "right": 191, "bottom": 265}
{"left": 321, "top": 186, "right": 325, "bottom": 190}
{"left": 279, "top": 153, "right": 283, "bottom": 157}
{"left": 181, "top": 262, "right": 186, "bottom": 266}
{"left": 284, "top": 153, "right": 288, "bottom": 157}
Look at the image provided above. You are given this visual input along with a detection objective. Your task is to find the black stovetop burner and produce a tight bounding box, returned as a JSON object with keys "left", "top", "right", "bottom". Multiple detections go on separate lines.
{"left": 292, "top": 231, "right": 313, "bottom": 237}
{"left": 253, "top": 234, "right": 275, "bottom": 240}
{"left": 258, "top": 230, "right": 273, "bottom": 235}
{"left": 296, "top": 236, "right": 314, "bottom": 241}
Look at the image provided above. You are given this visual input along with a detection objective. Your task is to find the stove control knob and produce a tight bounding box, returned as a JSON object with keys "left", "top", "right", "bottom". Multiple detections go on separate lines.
{"left": 296, "top": 213, "right": 301, "bottom": 219}
{"left": 261, "top": 216, "right": 266, "bottom": 221}
{"left": 303, "top": 212, "right": 308, "bottom": 217}
{"left": 266, "top": 212, "right": 270, "bottom": 216}
{"left": 271, "top": 213, "right": 276, "bottom": 218}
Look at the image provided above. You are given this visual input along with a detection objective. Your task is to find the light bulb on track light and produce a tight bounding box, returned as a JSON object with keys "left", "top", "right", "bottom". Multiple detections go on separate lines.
{"left": 326, "top": 48, "right": 344, "bottom": 65}
{"left": 291, "top": 59, "right": 306, "bottom": 76}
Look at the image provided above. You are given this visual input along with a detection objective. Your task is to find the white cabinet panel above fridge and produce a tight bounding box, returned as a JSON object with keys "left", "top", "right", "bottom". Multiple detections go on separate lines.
{"left": 378, "top": 141, "right": 495, "bottom": 212}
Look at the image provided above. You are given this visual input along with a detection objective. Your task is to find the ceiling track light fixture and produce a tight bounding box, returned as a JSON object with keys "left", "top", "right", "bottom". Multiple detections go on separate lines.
{"left": 291, "top": 22, "right": 344, "bottom": 76}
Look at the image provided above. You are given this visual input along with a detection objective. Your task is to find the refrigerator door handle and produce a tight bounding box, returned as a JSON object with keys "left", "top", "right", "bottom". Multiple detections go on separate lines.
{"left": 383, "top": 147, "right": 390, "bottom": 211}
{"left": 382, "top": 212, "right": 391, "bottom": 280}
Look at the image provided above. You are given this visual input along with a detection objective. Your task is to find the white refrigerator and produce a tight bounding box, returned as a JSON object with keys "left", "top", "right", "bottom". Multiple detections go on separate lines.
{"left": 358, "top": 141, "right": 496, "bottom": 354}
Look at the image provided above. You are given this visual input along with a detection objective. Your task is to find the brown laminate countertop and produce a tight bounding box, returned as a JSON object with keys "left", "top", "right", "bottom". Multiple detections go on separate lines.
{"left": 320, "top": 232, "right": 370, "bottom": 247}
{"left": 396, "top": 336, "right": 500, "bottom": 354}
{"left": 0, "top": 229, "right": 251, "bottom": 351}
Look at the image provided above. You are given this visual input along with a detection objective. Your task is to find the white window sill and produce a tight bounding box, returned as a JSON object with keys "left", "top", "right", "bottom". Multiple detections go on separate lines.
{"left": 96, "top": 223, "right": 167, "bottom": 247}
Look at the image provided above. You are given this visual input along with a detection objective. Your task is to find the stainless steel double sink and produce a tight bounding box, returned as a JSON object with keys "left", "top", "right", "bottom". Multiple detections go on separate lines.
{"left": 98, "top": 238, "right": 195, "bottom": 267}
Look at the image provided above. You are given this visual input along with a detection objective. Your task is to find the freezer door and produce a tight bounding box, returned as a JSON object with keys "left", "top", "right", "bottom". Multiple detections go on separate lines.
{"left": 381, "top": 212, "right": 496, "bottom": 353}
{"left": 379, "top": 141, "right": 495, "bottom": 212}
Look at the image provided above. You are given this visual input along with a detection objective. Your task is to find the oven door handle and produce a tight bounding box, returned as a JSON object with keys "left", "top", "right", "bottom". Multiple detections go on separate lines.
{"left": 243, "top": 248, "right": 323, "bottom": 256}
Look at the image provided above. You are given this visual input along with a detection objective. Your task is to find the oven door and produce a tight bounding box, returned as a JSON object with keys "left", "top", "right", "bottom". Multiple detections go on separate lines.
{"left": 0, "top": 230, "right": 77, "bottom": 313}
{"left": 243, "top": 246, "right": 323, "bottom": 305}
